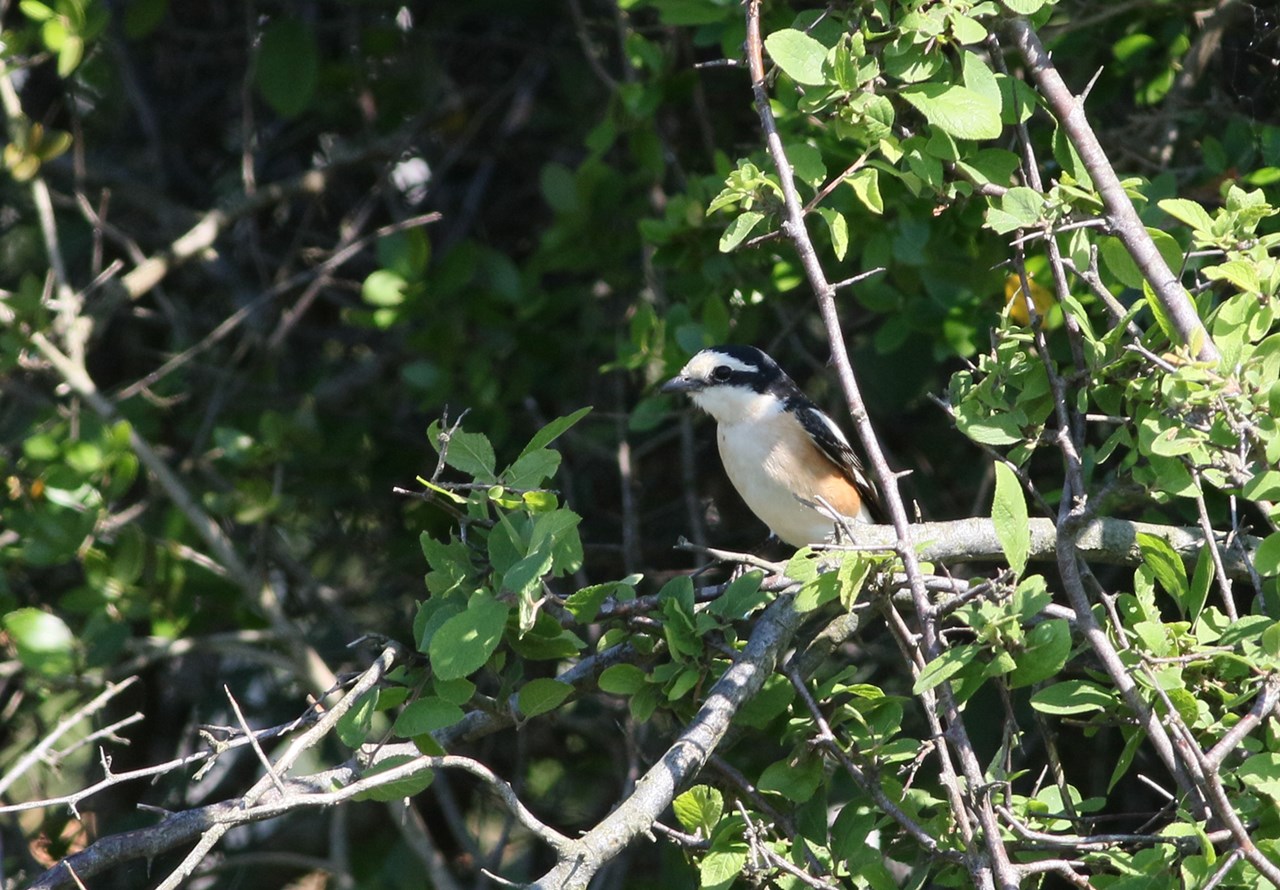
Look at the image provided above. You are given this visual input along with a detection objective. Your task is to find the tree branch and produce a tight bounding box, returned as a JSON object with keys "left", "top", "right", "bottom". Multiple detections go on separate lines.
{"left": 529, "top": 592, "right": 805, "bottom": 889}
{"left": 1007, "top": 19, "right": 1219, "bottom": 363}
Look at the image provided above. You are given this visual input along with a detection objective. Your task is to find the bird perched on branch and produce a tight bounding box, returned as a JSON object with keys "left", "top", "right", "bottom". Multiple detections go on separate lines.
{"left": 662, "top": 344, "right": 881, "bottom": 547}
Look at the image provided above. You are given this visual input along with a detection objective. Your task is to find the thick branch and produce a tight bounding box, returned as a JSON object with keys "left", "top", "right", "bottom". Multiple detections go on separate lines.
{"left": 832, "top": 516, "right": 1260, "bottom": 580}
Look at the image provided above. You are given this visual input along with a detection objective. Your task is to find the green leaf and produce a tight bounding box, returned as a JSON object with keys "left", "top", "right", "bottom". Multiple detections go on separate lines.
{"left": 1099, "top": 229, "right": 1185, "bottom": 291}
{"left": 392, "top": 697, "right": 465, "bottom": 736}
{"left": 913, "top": 643, "right": 978, "bottom": 694}
{"left": 519, "top": 406, "right": 592, "bottom": 459}
{"left": 255, "top": 20, "right": 319, "bottom": 119}
{"left": 899, "top": 83, "right": 1002, "bottom": 140}
{"left": 707, "top": 570, "right": 768, "bottom": 620}
{"left": 1137, "top": 532, "right": 1189, "bottom": 610}
{"left": 377, "top": 228, "right": 431, "bottom": 279}
{"left": 795, "top": 570, "right": 840, "bottom": 613}
{"left": 734, "top": 673, "right": 794, "bottom": 728}
{"left": 956, "top": 412, "right": 1023, "bottom": 445}
{"left": 1008, "top": 619, "right": 1071, "bottom": 688}
{"left": 517, "top": 678, "right": 572, "bottom": 717}
{"left": 992, "top": 462, "right": 1030, "bottom": 577}
{"left": 505, "top": 448, "right": 560, "bottom": 490}
{"left": 1239, "top": 753, "right": 1280, "bottom": 803}
{"left": 786, "top": 142, "right": 826, "bottom": 187}
{"left": 433, "top": 676, "right": 475, "bottom": 705}
{"left": 354, "top": 753, "right": 434, "bottom": 802}
{"left": 1000, "top": 0, "right": 1048, "bottom": 12}
{"left": 429, "top": 420, "right": 496, "bottom": 481}
{"left": 700, "top": 849, "right": 748, "bottom": 890}
{"left": 502, "top": 539, "right": 554, "bottom": 601}
{"left": 428, "top": 593, "right": 509, "bottom": 680}
{"left": 1187, "top": 546, "right": 1212, "bottom": 625}
{"left": 673, "top": 784, "right": 724, "bottom": 836}
{"left": 759, "top": 754, "right": 824, "bottom": 802}
{"left": 764, "top": 29, "right": 828, "bottom": 86}
{"left": 1158, "top": 197, "right": 1215, "bottom": 234}
{"left": 719, "top": 211, "right": 765, "bottom": 252}
{"left": 816, "top": 207, "right": 849, "bottom": 260}
{"left": 1257, "top": 532, "right": 1280, "bottom": 576}
{"left": 20, "top": 1, "right": 55, "bottom": 22}
{"left": 1031, "top": 680, "right": 1114, "bottom": 715}
{"left": 336, "top": 691, "right": 377, "bottom": 748}
{"left": 599, "top": 663, "right": 646, "bottom": 694}
{"left": 564, "top": 576, "right": 638, "bottom": 623}
{"left": 362, "top": 269, "right": 409, "bottom": 307}
{"left": 3, "top": 608, "right": 75, "bottom": 677}
{"left": 845, "top": 167, "right": 884, "bottom": 215}
{"left": 57, "top": 35, "right": 84, "bottom": 77}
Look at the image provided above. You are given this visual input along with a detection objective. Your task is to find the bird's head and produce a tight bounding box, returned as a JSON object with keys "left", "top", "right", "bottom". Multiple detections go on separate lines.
{"left": 661, "top": 345, "right": 794, "bottom": 425}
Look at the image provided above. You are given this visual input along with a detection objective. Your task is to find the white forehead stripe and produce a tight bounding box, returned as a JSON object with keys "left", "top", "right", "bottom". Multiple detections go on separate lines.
{"left": 682, "top": 350, "right": 758, "bottom": 379}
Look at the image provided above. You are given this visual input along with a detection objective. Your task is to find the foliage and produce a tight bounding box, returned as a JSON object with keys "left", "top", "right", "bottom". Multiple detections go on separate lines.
{"left": 2, "top": 0, "right": 1280, "bottom": 888}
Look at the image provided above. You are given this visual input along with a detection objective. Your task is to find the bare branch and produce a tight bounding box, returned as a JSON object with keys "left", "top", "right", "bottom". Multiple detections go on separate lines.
{"left": 0, "top": 677, "right": 140, "bottom": 801}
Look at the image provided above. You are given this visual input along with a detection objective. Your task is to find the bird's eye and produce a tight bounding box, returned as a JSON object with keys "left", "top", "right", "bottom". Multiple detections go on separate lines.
{"left": 711, "top": 365, "right": 733, "bottom": 382}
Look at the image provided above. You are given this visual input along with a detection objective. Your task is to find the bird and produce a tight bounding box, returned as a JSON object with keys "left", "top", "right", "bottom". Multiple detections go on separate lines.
{"left": 661, "top": 344, "right": 881, "bottom": 547}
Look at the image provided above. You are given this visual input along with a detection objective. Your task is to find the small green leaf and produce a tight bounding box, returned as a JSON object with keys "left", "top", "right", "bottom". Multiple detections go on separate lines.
{"left": 428, "top": 593, "right": 509, "bottom": 680}
{"left": 992, "top": 462, "right": 1030, "bottom": 577}
{"left": 517, "top": 678, "right": 572, "bottom": 717}
{"left": 362, "top": 270, "right": 408, "bottom": 307}
{"left": 845, "top": 167, "right": 883, "bottom": 215}
{"left": 1000, "top": 0, "right": 1048, "bottom": 12}
{"left": 336, "top": 691, "right": 377, "bottom": 747}
{"left": 354, "top": 753, "right": 434, "bottom": 802}
{"left": 816, "top": 208, "right": 849, "bottom": 260}
{"left": 759, "top": 754, "right": 824, "bottom": 802}
{"left": 707, "top": 570, "right": 768, "bottom": 620}
{"left": 1137, "top": 532, "right": 1189, "bottom": 609}
{"left": 519, "top": 406, "right": 592, "bottom": 459}
{"left": 428, "top": 421, "right": 497, "bottom": 481}
{"left": 899, "top": 83, "right": 1002, "bottom": 140}
{"left": 255, "top": 19, "right": 319, "bottom": 118}
{"left": 3, "top": 608, "right": 75, "bottom": 677}
{"left": 719, "top": 211, "right": 766, "bottom": 252}
{"left": 599, "top": 663, "right": 646, "bottom": 694}
{"left": 502, "top": 539, "right": 554, "bottom": 601}
{"left": 700, "top": 849, "right": 748, "bottom": 890}
{"left": 764, "top": 28, "right": 828, "bottom": 86}
{"left": 913, "top": 643, "right": 978, "bottom": 694}
{"left": 1257, "top": 532, "right": 1280, "bottom": 576}
{"left": 1158, "top": 197, "right": 1215, "bottom": 234}
{"left": 1031, "top": 680, "right": 1114, "bottom": 715}
{"left": 1239, "top": 753, "right": 1280, "bottom": 803}
{"left": 956, "top": 412, "right": 1023, "bottom": 445}
{"left": 673, "top": 785, "right": 724, "bottom": 836}
{"left": 433, "top": 676, "right": 475, "bottom": 705}
{"left": 786, "top": 142, "right": 826, "bottom": 187}
{"left": 1008, "top": 619, "right": 1071, "bottom": 688}
{"left": 392, "top": 697, "right": 465, "bottom": 737}
{"left": 565, "top": 576, "right": 638, "bottom": 623}
{"left": 19, "top": 1, "right": 55, "bottom": 22}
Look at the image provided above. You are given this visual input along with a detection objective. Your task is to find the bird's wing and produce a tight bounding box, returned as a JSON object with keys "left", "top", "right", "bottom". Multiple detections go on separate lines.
{"left": 790, "top": 398, "right": 883, "bottom": 519}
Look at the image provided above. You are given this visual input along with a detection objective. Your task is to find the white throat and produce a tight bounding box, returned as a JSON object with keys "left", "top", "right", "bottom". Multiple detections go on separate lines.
{"left": 691, "top": 386, "right": 782, "bottom": 426}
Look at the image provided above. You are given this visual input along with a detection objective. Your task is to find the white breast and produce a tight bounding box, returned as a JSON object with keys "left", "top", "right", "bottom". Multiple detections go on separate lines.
{"left": 715, "top": 409, "right": 866, "bottom": 547}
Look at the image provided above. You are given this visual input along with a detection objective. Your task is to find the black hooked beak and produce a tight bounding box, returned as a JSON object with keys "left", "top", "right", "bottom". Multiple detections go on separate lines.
{"left": 660, "top": 374, "right": 703, "bottom": 395}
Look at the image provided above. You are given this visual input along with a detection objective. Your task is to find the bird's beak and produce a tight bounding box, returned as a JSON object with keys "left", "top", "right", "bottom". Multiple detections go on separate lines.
{"left": 660, "top": 374, "right": 702, "bottom": 395}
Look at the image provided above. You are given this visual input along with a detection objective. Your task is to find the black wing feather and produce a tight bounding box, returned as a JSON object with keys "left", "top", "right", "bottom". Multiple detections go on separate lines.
{"left": 788, "top": 397, "right": 883, "bottom": 520}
